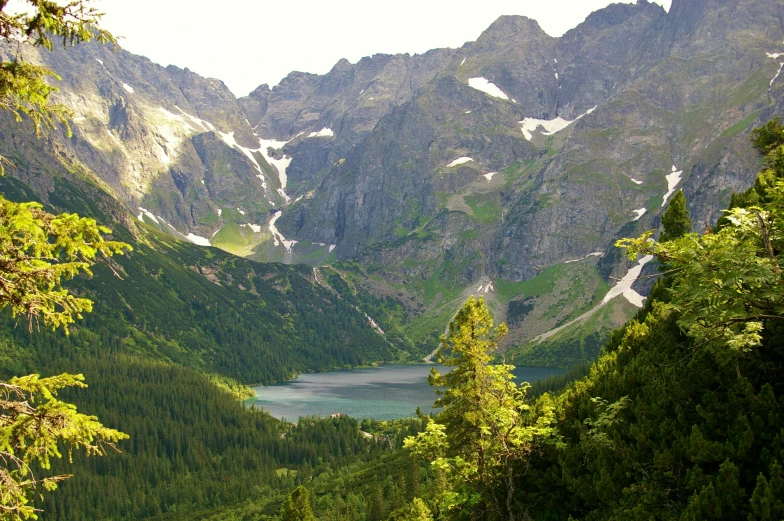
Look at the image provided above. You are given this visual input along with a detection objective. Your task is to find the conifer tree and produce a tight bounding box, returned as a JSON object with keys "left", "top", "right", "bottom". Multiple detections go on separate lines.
{"left": 660, "top": 189, "right": 692, "bottom": 242}
{"left": 0, "top": 2, "right": 130, "bottom": 519}
{"left": 387, "top": 498, "right": 433, "bottom": 521}
{"left": 281, "top": 486, "right": 316, "bottom": 521}
{"left": 405, "top": 297, "right": 558, "bottom": 521}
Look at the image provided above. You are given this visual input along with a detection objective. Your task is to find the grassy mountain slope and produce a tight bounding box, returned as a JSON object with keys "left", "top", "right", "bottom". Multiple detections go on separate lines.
{"left": 0, "top": 120, "right": 414, "bottom": 520}
{"left": 0, "top": 136, "right": 401, "bottom": 384}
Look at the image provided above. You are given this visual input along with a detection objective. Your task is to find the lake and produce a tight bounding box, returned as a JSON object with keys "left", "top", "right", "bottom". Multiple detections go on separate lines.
{"left": 249, "top": 364, "right": 564, "bottom": 421}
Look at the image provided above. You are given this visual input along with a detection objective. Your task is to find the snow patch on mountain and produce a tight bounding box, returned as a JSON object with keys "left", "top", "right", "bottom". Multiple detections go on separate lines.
{"left": 447, "top": 157, "right": 474, "bottom": 168}
{"left": 175, "top": 107, "right": 215, "bottom": 132}
{"left": 520, "top": 106, "right": 597, "bottom": 141}
{"left": 258, "top": 138, "right": 293, "bottom": 202}
{"left": 565, "top": 252, "right": 603, "bottom": 264}
{"left": 602, "top": 255, "right": 654, "bottom": 308}
{"left": 186, "top": 233, "right": 211, "bottom": 247}
{"left": 483, "top": 172, "right": 497, "bottom": 181}
{"left": 520, "top": 117, "right": 573, "bottom": 140}
{"left": 308, "top": 127, "right": 334, "bottom": 138}
{"left": 122, "top": 83, "right": 134, "bottom": 94}
{"left": 467, "top": 77, "right": 511, "bottom": 100}
{"left": 137, "top": 207, "right": 159, "bottom": 224}
{"left": 630, "top": 178, "right": 643, "bottom": 185}
{"left": 269, "top": 211, "right": 297, "bottom": 251}
{"left": 661, "top": 166, "right": 683, "bottom": 207}
{"left": 475, "top": 281, "right": 496, "bottom": 294}
{"left": 632, "top": 208, "right": 647, "bottom": 221}
{"left": 244, "top": 223, "right": 262, "bottom": 232}
{"left": 767, "top": 51, "right": 784, "bottom": 90}
{"left": 771, "top": 62, "right": 784, "bottom": 89}
{"left": 157, "top": 108, "right": 196, "bottom": 134}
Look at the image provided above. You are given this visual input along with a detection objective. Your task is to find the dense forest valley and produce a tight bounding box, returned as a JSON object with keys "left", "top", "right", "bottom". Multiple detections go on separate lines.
{"left": 12, "top": 119, "right": 781, "bottom": 521}
{"left": 2, "top": 0, "right": 784, "bottom": 520}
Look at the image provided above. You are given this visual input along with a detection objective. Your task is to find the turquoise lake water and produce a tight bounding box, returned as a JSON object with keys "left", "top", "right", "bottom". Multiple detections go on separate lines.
{"left": 249, "top": 364, "right": 564, "bottom": 421}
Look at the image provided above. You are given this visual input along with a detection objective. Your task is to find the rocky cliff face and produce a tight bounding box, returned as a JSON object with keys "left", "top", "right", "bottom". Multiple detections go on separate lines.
{"left": 281, "top": 0, "right": 782, "bottom": 281}
{"left": 0, "top": 0, "right": 782, "bottom": 358}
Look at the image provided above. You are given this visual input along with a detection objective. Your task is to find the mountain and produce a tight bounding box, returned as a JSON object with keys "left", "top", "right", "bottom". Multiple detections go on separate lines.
{"left": 0, "top": 155, "right": 403, "bottom": 383}
{"left": 1, "top": 0, "right": 782, "bottom": 364}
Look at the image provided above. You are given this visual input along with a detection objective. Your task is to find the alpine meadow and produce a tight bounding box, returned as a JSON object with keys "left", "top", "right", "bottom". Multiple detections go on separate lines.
{"left": 0, "top": 0, "right": 783, "bottom": 520}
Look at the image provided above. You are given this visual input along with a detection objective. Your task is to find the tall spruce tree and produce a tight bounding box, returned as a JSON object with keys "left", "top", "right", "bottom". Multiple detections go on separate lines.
{"left": 405, "top": 297, "right": 558, "bottom": 521}
{"left": 387, "top": 498, "right": 433, "bottom": 521}
{"left": 281, "top": 486, "right": 316, "bottom": 521}
{"left": 660, "top": 190, "right": 692, "bottom": 242}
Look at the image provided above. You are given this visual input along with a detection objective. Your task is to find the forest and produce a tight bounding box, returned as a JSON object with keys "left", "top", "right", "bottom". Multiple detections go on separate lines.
{"left": 1, "top": 1, "right": 783, "bottom": 520}
{"left": 149, "top": 120, "right": 784, "bottom": 521}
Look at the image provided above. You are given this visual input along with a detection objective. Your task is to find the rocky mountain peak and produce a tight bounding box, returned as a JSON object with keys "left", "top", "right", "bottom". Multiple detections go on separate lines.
{"left": 329, "top": 57, "right": 354, "bottom": 74}
{"left": 238, "top": 83, "right": 271, "bottom": 126}
{"left": 668, "top": 0, "right": 730, "bottom": 19}
{"left": 578, "top": 0, "right": 665, "bottom": 30}
{"left": 472, "top": 15, "right": 552, "bottom": 51}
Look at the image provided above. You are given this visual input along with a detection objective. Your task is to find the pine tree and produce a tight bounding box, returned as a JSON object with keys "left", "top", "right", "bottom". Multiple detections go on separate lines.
{"left": 660, "top": 189, "right": 692, "bottom": 242}
{"left": 281, "top": 485, "right": 316, "bottom": 521}
{"left": 388, "top": 498, "right": 433, "bottom": 521}
{"left": 405, "top": 297, "right": 559, "bottom": 521}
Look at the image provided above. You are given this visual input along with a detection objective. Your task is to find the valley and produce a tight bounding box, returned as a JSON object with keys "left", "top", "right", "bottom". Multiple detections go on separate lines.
{"left": 0, "top": 0, "right": 783, "bottom": 519}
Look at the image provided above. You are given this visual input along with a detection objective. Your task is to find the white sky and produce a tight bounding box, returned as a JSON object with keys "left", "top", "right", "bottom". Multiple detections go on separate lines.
{"left": 95, "top": 0, "right": 671, "bottom": 97}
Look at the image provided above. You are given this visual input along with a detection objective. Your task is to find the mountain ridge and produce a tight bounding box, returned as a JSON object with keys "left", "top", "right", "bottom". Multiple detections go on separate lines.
{"left": 1, "top": 0, "right": 782, "bottom": 361}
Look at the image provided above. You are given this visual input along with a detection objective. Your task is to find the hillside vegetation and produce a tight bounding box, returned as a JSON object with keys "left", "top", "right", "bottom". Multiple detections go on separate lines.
{"left": 158, "top": 120, "right": 784, "bottom": 521}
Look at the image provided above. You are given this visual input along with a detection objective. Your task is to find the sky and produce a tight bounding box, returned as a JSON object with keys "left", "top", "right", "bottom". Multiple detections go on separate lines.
{"left": 95, "top": 0, "right": 672, "bottom": 97}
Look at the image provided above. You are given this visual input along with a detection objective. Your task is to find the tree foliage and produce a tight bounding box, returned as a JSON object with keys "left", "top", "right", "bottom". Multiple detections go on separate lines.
{"left": 0, "top": 2, "right": 131, "bottom": 519}
{"left": 0, "top": 198, "right": 130, "bottom": 332}
{"left": 750, "top": 116, "right": 784, "bottom": 153}
{"left": 387, "top": 498, "right": 433, "bottom": 521}
{"left": 659, "top": 189, "right": 691, "bottom": 242}
{"left": 405, "top": 297, "right": 559, "bottom": 521}
{"left": 281, "top": 486, "right": 316, "bottom": 521}
{"left": 0, "top": 198, "right": 129, "bottom": 519}
{"left": 616, "top": 128, "right": 784, "bottom": 354}
{"left": 0, "top": 374, "right": 128, "bottom": 520}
